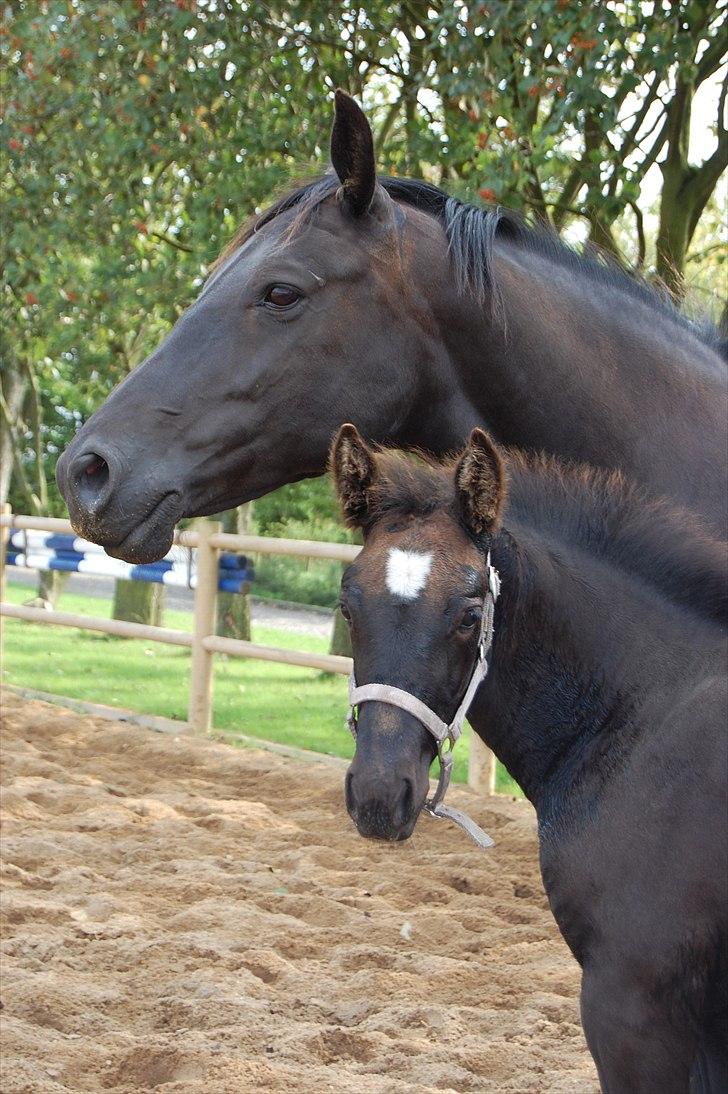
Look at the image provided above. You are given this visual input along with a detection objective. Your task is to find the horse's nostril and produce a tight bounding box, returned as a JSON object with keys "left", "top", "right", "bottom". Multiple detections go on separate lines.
{"left": 85, "top": 456, "right": 107, "bottom": 477}
{"left": 71, "top": 450, "right": 112, "bottom": 514}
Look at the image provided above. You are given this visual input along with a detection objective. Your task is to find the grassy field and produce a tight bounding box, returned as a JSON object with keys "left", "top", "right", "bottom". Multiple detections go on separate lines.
{"left": 2, "top": 576, "right": 520, "bottom": 794}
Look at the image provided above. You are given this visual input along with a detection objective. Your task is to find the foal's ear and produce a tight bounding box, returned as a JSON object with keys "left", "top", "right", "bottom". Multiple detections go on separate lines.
{"left": 331, "top": 89, "right": 376, "bottom": 217}
{"left": 330, "top": 423, "right": 377, "bottom": 528}
{"left": 455, "top": 429, "right": 507, "bottom": 537}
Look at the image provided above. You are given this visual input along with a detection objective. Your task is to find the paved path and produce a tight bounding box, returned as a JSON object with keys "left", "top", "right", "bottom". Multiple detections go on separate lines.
{"left": 6, "top": 569, "right": 334, "bottom": 639}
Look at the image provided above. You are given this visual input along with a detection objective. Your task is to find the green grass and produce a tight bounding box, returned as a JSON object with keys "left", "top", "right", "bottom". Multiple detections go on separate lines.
{"left": 2, "top": 576, "right": 521, "bottom": 794}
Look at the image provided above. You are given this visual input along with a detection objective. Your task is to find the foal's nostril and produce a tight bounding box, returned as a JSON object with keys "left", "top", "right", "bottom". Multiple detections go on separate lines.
{"left": 344, "top": 771, "right": 356, "bottom": 816}
{"left": 395, "top": 778, "right": 415, "bottom": 828}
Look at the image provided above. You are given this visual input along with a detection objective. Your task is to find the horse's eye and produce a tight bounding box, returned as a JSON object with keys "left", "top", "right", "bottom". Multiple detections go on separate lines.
{"left": 458, "top": 607, "right": 481, "bottom": 633}
{"left": 264, "top": 284, "right": 301, "bottom": 308}
{"left": 339, "top": 602, "right": 352, "bottom": 624}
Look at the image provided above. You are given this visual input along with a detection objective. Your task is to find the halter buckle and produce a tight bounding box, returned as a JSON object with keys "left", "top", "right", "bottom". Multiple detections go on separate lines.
{"left": 486, "top": 552, "right": 501, "bottom": 600}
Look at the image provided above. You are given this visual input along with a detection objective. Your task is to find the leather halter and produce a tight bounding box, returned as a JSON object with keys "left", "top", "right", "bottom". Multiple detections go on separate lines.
{"left": 346, "top": 555, "right": 501, "bottom": 850}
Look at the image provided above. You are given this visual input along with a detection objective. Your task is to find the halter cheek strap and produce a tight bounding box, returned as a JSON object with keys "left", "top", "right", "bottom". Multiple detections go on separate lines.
{"left": 346, "top": 556, "right": 501, "bottom": 851}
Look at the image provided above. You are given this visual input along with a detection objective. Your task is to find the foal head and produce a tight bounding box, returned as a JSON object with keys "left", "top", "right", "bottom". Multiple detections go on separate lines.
{"left": 331, "top": 424, "right": 507, "bottom": 841}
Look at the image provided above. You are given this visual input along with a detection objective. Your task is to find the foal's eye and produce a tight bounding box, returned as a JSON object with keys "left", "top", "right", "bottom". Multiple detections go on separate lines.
{"left": 263, "top": 284, "right": 302, "bottom": 309}
{"left": 457, "top": 607, "right": 481, "bottom": 634}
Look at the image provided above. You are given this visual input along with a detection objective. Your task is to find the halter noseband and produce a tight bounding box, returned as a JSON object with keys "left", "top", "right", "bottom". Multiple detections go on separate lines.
{"left": 346, "top": 554, "right": 501, "bottom": 850}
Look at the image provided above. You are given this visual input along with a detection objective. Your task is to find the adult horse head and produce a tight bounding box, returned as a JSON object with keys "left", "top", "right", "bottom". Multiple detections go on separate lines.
{"left": 56, "top": 93, "right": 468, "bottom": 563}
{"left": 58, "top": 93, "right": 727, "bottom": 561}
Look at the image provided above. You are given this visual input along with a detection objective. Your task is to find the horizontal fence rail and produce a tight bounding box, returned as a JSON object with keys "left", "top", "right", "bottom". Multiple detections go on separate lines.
{"left": 1, "top": 602, "right": 194, "bottom": 647}
{"left": 0, "top": 509, "right": 496, "bottom": 793}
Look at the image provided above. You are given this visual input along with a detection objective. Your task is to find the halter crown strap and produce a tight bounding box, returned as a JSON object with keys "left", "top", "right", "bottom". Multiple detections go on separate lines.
{"left": 346, "top": 556, "right": 500, "bottom": 851}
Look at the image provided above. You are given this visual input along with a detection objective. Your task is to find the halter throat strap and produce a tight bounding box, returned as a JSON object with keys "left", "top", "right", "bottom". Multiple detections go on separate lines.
{"left": 346, "top": 556, "right": 501, "bottom": 850}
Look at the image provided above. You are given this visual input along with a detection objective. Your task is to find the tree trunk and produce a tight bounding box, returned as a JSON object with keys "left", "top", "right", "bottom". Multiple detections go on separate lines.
{"left": 112, "top": 579, "right": 164, "bottom": 626}
{"left": 587, "top": 212, "right": 621, "bottom": 261}
{"left": 215, "top": 504, "right": 252, "bottom": 641}
{"left": 37, "top": 569, "right": 68, "bottom": 608}
{"left": 0, "top": 363, "right": 29, "bottom": 506}
{"left": 329, "top": 605, "right": 352, "bottom": 658}
{"left": 217, "top": 585, "right": 252, "bottom": 641}
{"left": 655, "top": 163, "right": 694, "bottom": 300}
{"left": 655, "top": 78, "right": 694, "bottom": 301}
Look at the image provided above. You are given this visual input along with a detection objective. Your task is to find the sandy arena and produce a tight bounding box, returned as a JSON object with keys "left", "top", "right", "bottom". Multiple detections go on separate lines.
{"left": 0, "top": 690, "right": 597, "bottom": 1093}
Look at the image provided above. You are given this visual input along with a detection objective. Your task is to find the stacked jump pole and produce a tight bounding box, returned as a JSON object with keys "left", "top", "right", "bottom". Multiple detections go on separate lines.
{"left": 5, "top": 530, "right": 255, "bottom": 593}
{"left": 0, "top": 510, "right": 497, "bottom": 793}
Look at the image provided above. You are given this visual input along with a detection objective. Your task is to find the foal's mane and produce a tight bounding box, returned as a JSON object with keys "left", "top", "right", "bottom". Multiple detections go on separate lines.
{"left": 215, "top": 173, "right": 723, "bottom": 353}
{"left": 366, "top": 447, "right": 727, "bottom": 625}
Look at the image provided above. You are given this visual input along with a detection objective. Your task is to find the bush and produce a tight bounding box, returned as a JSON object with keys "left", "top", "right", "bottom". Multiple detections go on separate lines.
{"left": 251, "top": 476, "right": 356, "bottom": 607}
{"left": 253, "top": 555, "right": 343, "bottom": 608}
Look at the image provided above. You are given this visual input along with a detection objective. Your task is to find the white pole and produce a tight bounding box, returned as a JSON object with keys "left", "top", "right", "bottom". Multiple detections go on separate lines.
{"left": 188, "top": 521, "right": 220, "bottom": 735}
{"left": 468, "top": 733, "right": 497, "bottom": 795}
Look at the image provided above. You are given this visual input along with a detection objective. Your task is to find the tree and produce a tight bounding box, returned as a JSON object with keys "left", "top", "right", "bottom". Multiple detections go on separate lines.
{"left": 654, "top": 5, "right": 727, "bottom": 296}
{"left": 216, "top": 505, "right": 253, "bottom": 642}
{"left": 2, "top": 0, "right": 724, "bottom": 604}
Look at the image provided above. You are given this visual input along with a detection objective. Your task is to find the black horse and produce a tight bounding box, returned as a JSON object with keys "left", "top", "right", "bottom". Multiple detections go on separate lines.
{"left": 331, "top": 423, "right": 727, "bottom": 1094}
{"left": 57, "top": 93, "right": 726, "bottom": 561}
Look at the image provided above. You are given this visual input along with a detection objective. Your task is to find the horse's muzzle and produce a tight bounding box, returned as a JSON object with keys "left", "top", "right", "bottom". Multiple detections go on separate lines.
{"left": 57, "top": 441, "right": 183, "bottom": 564}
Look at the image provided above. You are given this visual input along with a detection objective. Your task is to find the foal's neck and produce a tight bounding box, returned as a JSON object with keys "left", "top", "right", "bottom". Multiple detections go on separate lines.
{"left": 473, "top": 505, "right": 720, "bottom": 814}
{"left": 471, "top": 530, "right": 632, "bottom": 809}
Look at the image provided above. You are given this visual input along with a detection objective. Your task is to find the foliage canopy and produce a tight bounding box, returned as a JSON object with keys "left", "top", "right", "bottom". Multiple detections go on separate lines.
{"left": 2, "top": 0, "right": 726, "bottom": 549}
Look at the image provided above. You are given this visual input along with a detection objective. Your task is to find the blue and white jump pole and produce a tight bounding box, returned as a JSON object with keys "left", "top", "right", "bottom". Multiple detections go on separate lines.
{"left": 6, "top": 531, "right": 254, "bottom": 594}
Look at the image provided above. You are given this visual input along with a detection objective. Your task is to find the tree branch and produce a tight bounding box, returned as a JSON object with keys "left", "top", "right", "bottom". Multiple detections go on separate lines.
{"left": 608, "top": 71, "right": 663, "bottom": 194}
{"left": 628, "top": 200, "right": 646, "bottom": 269}
{"left": 631, "top": 112, "right": 671, "bottom": 182}
{"left": 149, "top": 230, "right": 194, "bottom": 253}
{"left": 696, "top": 28, "right": 728, "bottom": 85}
{"left": 553, "top": 163, "right": 587, "bottom": 230}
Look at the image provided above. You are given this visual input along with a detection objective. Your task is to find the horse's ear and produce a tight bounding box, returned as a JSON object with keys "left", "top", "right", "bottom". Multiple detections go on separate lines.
{"left": 331, "top": 89, "right": 376, "bottom": 217}
{"left": 455, "top": 429, "right": 507, "bottom": 537}
{"left": 330, "top": 423, "right": 377, "bottom": 528}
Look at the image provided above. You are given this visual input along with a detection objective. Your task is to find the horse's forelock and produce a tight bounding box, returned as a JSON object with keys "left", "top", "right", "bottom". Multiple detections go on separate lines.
{"left": 365, "top": 450, "right": 458, "bottom": 529}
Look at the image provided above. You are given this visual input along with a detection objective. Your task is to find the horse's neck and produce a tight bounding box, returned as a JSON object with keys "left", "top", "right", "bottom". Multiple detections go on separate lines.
{"left": 428, "top": 241, "right": 726, "bottom": 532}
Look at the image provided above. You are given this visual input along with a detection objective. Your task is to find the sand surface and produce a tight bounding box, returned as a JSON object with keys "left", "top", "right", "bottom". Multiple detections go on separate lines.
{"left": 0, "top": 690, "right": 597, "bottom": 1093}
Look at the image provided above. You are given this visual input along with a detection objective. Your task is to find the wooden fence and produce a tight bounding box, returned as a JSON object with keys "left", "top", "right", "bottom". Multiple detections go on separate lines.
{"left": 0, "top": 507, "right": 497, "bottom": 793}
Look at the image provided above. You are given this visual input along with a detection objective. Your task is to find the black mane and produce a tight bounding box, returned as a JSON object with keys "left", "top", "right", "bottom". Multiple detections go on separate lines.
{"left": 218, "top": 173, "right": 724, "bottom": 355}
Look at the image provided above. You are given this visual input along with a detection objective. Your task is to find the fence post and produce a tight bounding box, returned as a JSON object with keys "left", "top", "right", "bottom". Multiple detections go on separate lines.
{"left": 468, "top": 733, "right": 497, "bottom": 795}
{"left": 188, "top": 520, "right": 220, "bottom": 735}
{"left": 0, "top": 504, "right": 11, "bottom": 662}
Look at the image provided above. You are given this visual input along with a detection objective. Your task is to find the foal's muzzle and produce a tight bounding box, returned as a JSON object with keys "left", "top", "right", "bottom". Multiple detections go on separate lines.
{"left": 345, "top": 769, "right": 418, "bottom": 841}
{"left": 344, "top": 705, "right": 433, "bottom": 842}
